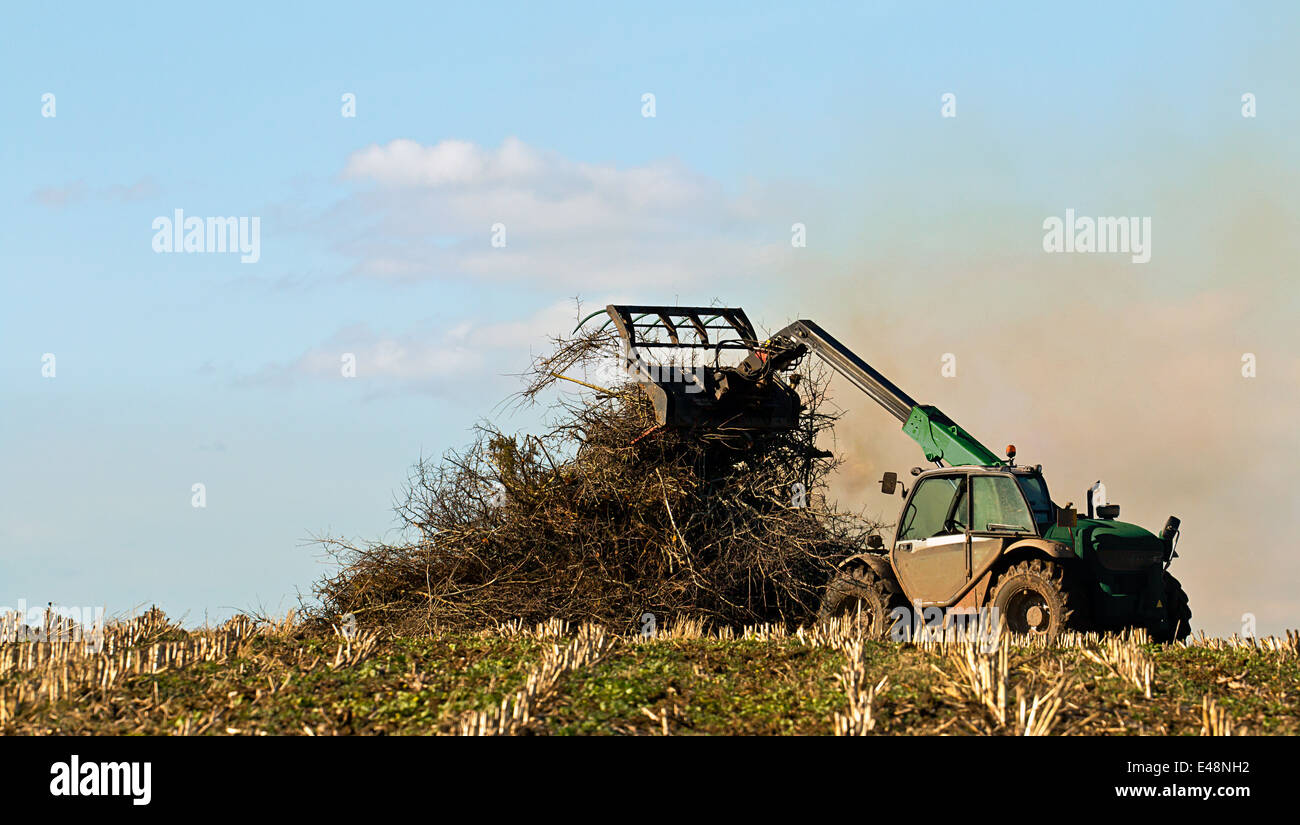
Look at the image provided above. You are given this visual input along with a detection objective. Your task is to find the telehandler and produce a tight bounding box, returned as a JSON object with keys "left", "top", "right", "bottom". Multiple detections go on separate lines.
{"left": 592, "top": 305, "right": 1191, "bottom": 640}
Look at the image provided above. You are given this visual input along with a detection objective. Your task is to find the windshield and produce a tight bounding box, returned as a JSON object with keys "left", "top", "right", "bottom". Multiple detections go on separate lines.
{"left": 1015, "top": 474, "right": 1054, "bottom": 527}
{"left": 972, "top": 475, "right": 1035, "bottom": 533}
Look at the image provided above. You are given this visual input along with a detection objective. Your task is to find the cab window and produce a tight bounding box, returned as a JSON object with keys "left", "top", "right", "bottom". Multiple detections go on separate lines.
{"left": 1015, "top": 474, "right": 1054, "bottom": 528}
{"left": 971, "top": 475, "right": 1035, "bottom": 533}
{"left": 898, "top": 475, "right": 966, "bottom": 541}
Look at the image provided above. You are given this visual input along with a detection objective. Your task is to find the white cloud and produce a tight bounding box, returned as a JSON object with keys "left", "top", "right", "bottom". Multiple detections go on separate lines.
{"left": 332, "top": 137, "right": 786, "bottom": 288}
{"left": 344, "top": 137, "right": 547, "bottom": 187}
{"left": 30, "top": 180, "right": 88, "bottom": 208}
{"left": 243, "top": 300, "right": 593, "bottom": 394}
{"left": 29, "top": 178, "right": 159, "bottom": 208}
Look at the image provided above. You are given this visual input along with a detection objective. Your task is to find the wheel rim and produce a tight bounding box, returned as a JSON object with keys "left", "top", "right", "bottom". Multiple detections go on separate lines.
{"left": 1004, "top": 587, "right": 1051, "bottom": 634}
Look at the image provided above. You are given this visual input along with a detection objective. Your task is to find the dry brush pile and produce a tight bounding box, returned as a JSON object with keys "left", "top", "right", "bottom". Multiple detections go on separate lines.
{"left": 310, "top": 325, "right": 878, "bottom": 634}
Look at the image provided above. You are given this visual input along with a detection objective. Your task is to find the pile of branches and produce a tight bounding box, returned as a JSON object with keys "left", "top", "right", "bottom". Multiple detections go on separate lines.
{"left": 309, "top": 324, "right": 880, "bottom": 634}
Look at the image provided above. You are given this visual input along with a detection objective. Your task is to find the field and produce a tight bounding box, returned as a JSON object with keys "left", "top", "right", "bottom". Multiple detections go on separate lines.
{"left": 1, "top": 610, "right": 1297, "bottom": 735}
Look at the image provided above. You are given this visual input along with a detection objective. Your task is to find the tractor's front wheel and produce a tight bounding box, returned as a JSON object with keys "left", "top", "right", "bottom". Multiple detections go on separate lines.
{"left": 1149, "top": 573, "right": 1192, "bottom": 642}
{"left": 989, "top": 559, "right": 1079, "bottom": 639}
{"left": 818, "top": 564, "right": 904, "bottom": 639}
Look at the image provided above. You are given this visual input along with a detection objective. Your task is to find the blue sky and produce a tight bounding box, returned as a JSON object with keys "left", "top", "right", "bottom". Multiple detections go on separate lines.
{"left": 2, "top": 2, "right": 1298, "bottom": 633}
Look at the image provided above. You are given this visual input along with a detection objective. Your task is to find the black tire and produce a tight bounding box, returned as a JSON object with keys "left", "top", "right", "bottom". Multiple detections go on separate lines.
{"left": 989, "top": 559, "right": 1080, "bottom": 639}
{"left": 818, "top": 564, "right": 904, "bottom": 639}
{"left": 1150, "top": 572, "right": 1192, "bottom": 642}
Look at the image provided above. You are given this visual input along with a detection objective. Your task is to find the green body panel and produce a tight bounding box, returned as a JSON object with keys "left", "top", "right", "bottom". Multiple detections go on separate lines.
{"left": 1043, "top": 518, "right": 1173, "bottom": 627}
{"left": 902, "top": 405, "right": 1004, "bottom": 467}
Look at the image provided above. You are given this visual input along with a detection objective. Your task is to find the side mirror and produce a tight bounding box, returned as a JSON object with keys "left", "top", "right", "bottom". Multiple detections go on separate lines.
{"left": 880, "top": 472, "right": 898, "bottom": 496}
{"left": 866, "top": 534, "right": 885, "bottom": 550}
{"left": 1056, "top": 504, "right": 1077, "bottom": 529}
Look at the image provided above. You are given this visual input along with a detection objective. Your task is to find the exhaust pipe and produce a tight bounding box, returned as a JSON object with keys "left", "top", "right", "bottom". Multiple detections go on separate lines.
{"left": 1160, "top": 516, "right": 1181, "bottom": 564}
{"left": 1160, "top": 516, "right": 1180, "bottom": 541}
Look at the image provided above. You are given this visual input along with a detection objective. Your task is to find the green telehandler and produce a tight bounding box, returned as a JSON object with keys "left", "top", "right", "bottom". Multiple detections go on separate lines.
{"left": 594, "top": 305, "right": 1191, "bottom": 640}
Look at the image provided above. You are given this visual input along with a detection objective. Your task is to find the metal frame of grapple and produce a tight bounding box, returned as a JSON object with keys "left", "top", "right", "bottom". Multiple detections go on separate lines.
{"left": 600, "top": 306, "right": 761, "bottom": 359}
{"left": 589, "top": 305, "right": 803, "bottom": 432}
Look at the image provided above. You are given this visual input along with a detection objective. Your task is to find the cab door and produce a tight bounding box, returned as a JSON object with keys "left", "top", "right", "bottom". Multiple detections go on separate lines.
{"left": 892, "top": 473, "right": 971, "bottom": 605}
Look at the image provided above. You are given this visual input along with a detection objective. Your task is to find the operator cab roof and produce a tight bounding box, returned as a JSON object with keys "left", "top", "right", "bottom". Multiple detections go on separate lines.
{"left": 914, "top": 464, "right": 1043, "bottom": 479}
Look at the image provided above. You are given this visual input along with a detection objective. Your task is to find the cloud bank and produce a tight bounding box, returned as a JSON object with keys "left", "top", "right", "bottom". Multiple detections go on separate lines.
{"left": 332, "top": 137, "right": 787, "bottom": 288}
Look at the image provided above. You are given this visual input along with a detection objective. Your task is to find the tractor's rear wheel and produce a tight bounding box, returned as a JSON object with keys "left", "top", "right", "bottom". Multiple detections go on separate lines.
{"left": 818, "top": 564, "right": 904, "bottom": 639}
{"left": 1150, "top": 572, "right": 1192, "bottom": 642}
{"left": 989, "top": 559, "right": 1079, "bottom": 639}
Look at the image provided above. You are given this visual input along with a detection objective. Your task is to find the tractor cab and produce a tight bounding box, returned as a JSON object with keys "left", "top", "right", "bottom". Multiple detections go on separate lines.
{"left": 884, "top": 464, "right": 1054, "bottom": 544}
{"left": 878, "top": 465, "right": 1066, "bottom": 610}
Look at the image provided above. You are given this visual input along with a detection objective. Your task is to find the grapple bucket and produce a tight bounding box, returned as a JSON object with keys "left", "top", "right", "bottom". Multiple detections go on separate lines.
{"left": 586, "top": 305, "right": 805, "bottom": 432}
